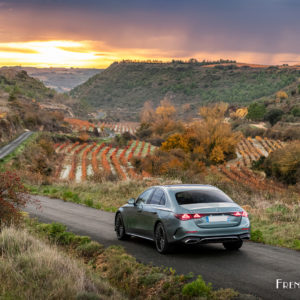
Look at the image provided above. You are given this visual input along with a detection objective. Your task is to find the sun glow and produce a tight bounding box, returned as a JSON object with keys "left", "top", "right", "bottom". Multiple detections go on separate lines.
{"left": 0, "top": 40, "right": 107, "bottom": 68}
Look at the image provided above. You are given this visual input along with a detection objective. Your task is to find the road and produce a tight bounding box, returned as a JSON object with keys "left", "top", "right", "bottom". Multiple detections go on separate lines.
{"left": 0, "top": 131, "right": 33, "bottom": 160}
{"left": 25, "top": 195, "right": 300, "bottom": 300}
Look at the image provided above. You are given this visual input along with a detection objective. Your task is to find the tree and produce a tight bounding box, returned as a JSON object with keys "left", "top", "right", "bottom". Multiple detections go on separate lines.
{"left": 160, "top": 102, "right": 240, "bottom": 165}
{"left": 140, "top": 101, "right": 155, "bottom": 123}
{"left": 155, "top": 98, "right": 176, "bottom": 120}
{"left": 276, "top": 91, "right": 288, "bottom": 100}
{"left": 0, "top": 171, "right": 31, "bottom": 225}
{"left": 247, "top": 102, "right": 266, "bottom": 121}
{"left": 264, "top": 109, "right": 283, "bottom": 126}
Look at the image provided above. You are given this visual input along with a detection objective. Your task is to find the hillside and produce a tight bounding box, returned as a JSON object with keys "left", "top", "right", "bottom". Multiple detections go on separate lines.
{"left": 0, "top": 68, "right": 76, "bottom": 143}
{"left": 18, "top": 67, "right": 103, "bottom": 93}
{"left": 70, "top": 61, "right": 300, "bottom": 120}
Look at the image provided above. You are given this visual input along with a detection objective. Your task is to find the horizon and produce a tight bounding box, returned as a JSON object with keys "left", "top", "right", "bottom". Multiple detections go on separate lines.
{"left": 1, "top": 0, "right": 300, "bottom": 68}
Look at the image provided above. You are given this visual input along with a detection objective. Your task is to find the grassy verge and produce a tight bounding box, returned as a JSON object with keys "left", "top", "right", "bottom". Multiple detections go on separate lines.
{"left": 27, "top": 180, "right": 155, "bottom": 212}
{"left": 0, "top": 132, "right": 39, "bottom": 169}
{"left": 23, "top": 218, "right": 241, "bottom": 300}
{"left": 27, "top": 176, "right": 300, "bottom": 251}
{"left": 204, "top": 174, "right": 300, "bottom": 251}
{"left": 0, "top": 225, "right": 123, "bottom": 300}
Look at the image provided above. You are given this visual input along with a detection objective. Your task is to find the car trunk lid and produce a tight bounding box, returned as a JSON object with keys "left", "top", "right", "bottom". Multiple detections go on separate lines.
{"left": 181, "top": 202, "right": 242, "bottom": 228}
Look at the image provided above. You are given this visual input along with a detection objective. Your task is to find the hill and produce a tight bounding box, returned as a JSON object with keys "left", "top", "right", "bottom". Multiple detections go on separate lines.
{"left": 70, "top": 61, "right": 300, "bottom": 120}
{"left": 0, "top": 68, "right": 78, "bottom": 142}
{"left": 17, "top": 67, "right": 103, "bottom": 93}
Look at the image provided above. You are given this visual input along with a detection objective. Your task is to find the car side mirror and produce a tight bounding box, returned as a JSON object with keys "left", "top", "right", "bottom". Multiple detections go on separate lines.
{"left": 128, "top": 198, "right": 135, "bottom": 205}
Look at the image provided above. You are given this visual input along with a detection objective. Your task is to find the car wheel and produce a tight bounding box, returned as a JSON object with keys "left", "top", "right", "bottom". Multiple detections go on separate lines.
{"left": 223, "top": 240, "right": 243, "bottom": 250}
{"left": 154, "top": 222, "right": 170, "bottom": 254}
{"left": 115, "top": 213, "right": 129, "bottom": 240}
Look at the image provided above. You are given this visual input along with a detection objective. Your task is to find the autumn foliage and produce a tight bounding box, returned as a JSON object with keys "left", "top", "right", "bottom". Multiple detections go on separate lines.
{"left": 162, "top": 103, "right": 240, "bottom": 164}
{"left": 134, "top": 103, "right": 241, "bottom": 177}
{"left": 0, "top": 171, "right": 30, "bottom": 225}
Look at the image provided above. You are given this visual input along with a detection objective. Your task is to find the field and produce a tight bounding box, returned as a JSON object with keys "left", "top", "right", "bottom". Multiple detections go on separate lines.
{"left": 211, "top": 137, "right": 286, "bottom": 193}
{"left": 54, "top": 140, "right": 156, "bottom": 182}
{"left": 64, "top": 118, "right": 139, "bottom": 134}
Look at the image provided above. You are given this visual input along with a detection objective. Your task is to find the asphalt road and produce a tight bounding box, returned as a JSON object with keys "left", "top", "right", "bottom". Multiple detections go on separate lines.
{"left": 0, "top": 131, "right": 33, "bottom": 159}
{"left": 25, "top": 195, "right": 300, "bottom": 300}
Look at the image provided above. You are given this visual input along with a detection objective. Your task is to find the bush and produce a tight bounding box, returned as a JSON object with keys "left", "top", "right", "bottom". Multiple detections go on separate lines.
{"left": 182, "top": 275, "right": 212, "bottom": 297}
{"left": 247, "top": 102, "right": 266, "bottom": 121}
{"left": 0, "top": 171, "right": 31, "bottom": 225}
{"left": 251, "top": 229, "right": 264, "bottom": 243}
{"left": 76, "top": 242, "right": 103, "bottom": 258}
{"left": 262, "top": 141, "right": 300, "bottom": 184}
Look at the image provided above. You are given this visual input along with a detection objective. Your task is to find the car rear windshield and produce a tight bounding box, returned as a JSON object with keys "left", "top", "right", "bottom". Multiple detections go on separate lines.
{"left": 175, "top": 189, "right": 233, "bottom": 205}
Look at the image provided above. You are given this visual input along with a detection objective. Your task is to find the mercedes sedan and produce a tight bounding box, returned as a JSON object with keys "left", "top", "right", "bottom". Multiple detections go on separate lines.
{"left": 115, "top": 184, "right": 250, "bottom": 253}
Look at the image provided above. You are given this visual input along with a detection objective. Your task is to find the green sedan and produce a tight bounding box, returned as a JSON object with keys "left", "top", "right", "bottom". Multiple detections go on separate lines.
{"left": 115, "top": 184, "right": 250, "bottom": 254}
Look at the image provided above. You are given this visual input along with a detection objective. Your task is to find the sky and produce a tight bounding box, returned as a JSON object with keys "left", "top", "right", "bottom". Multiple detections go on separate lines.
{"left": 0, "top": 0, "right": 299, "bottom": 68}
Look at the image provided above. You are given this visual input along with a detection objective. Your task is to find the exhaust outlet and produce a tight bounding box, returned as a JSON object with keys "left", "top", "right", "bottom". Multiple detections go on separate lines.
{"left": 184, "top": 238, "right": 200, "bottom": 244}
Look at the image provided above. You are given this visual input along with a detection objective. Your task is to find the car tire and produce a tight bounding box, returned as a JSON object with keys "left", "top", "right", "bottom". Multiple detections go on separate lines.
{"left": 154, "top": 222, "right": 170, "bottom": 254}
{"left": 223, "top": 240, "right": 243, "bottom": 250}
{"left": 115, "top": 213, "right": 130, "bottom": 240}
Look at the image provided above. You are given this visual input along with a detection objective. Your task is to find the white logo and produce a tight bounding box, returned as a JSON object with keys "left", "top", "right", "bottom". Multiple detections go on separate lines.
{"left": 276, "top": 279, "right": 300, "bottom": 289}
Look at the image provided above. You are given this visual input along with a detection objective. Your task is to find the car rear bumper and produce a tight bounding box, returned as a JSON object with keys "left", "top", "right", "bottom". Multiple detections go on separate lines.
{"left": 181, "top": 233, "right": 250, "bottom": 245}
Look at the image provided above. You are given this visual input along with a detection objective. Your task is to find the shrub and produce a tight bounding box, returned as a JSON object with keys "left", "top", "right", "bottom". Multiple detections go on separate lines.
{"left": 251, "top": 229, "right": 264, "bottom": 243}
{"left": 276, "top": 90, "right": 288, "bottom": 100}
{"left": 263, "top": 141, "right": 300, "bottom": 184}
{"left": 247, "top": 102, "right": 266, "bottom": 121}
{"left": 264, "top": 109, "right": 284, "bottom": 126}
{"left": 182, "top": 275, "right": 212, "bottom": 297}
{"left": 76, "top": 242, "right": 103, "bottom": 258}
{"left": 0, "top": 171, "right": 31, "bottom": 225}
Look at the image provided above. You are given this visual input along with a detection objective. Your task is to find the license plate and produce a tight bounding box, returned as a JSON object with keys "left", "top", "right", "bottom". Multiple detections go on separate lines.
{"left": 207, "top": 215, "right": 228, "bottom": 222}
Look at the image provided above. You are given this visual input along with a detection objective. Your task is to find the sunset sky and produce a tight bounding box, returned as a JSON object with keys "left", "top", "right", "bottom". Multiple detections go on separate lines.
{"left": 0, "top": 0, "right": 299, "bottom": 68}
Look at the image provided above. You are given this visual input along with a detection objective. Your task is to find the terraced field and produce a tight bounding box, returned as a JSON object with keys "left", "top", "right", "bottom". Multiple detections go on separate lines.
{"left": 64, "top": 118, "right": 139, "bottom": 134}
{"left": 54, "top": 140, "right": 155, "bottom": 182}
{"left": 211, "top": 137, "right": 286, "bottom": 193}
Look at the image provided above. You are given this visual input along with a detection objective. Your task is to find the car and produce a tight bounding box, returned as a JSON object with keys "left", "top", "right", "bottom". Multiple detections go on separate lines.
{"left": 114, "top": 184, "right": 250, "bottom": 253}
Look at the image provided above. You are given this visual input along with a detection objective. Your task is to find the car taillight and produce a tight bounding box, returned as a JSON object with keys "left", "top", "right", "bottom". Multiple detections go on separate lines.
{"left": 230, "top": 211, "right": 248, "bottom": 218}
{"left": 175, "top": 213, "right": 207, "bottom": 221}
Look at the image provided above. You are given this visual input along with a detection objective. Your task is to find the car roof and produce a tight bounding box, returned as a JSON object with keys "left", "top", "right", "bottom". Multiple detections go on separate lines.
{"left": 153, "top": 184, "right": 218, "bottom": 191}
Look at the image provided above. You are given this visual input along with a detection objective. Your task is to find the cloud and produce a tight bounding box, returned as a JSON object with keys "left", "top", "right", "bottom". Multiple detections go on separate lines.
{"left": 0, "top": 0, "right": 299, "bottom": 66}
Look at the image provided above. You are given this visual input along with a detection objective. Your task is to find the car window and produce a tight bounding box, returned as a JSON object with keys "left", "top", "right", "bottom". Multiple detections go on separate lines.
{"left": 160, "top": 193, "right": 166, "bottom": 206}
{"left": 136, "top": 188, "right": 153, "bottom": 205}
{"left": 175, "top": 189, "right": 233, "bottom": 205}
{"left": 149, "top": 189, "right": 166, "bottom": 206}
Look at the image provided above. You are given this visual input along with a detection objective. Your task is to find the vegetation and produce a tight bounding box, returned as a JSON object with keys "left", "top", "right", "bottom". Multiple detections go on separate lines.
{"left": 23, "top": 219, "right": 240, "bottom": 300}
{"left": 0, "top": 226, "right": 122, "bottom": 300}
{"left": 255, "top": 141, "right": 300, "bottom": 185}
{"left": 70, "top": 61, "right": 300, "bottom": 120}
{"left": 134, "top": 102, "right": 240, "bottom": 177}
{"left": 0, "top": 171, "right": 31, "bottom": 225}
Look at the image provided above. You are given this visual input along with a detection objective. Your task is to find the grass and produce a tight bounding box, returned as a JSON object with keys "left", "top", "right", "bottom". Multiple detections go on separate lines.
{"left": 27, "top": 175, "right": 300, "bottom": 251}
{"left": 0, "top": 132, "right": 39, "bottom": 170}
{"left": 27, "top": 180, "right": 156, "bottom": 212}
{"left": 204, "top": 173, "right": 300, "bottom": 251}
{"left": 0, "top": 226, "right": 123, "bottom": 300}
{"left": 23, "top": 218, "right": 240, "bottom": 300}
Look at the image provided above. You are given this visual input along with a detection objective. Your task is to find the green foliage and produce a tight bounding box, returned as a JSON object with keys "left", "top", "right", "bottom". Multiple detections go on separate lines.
{"left": 250, "top": 229, "right": 264, "bottom": 243}
{"left": 247, "top": 102, "right": 266, "bottom": 121}
{"left": 71, "top": 62, "right": 300, "bottom": 119}
{"left": 36, "top": 222, "right": 91, "bottom": 246}
{"left": 182, "top": 275, "right": 212, "bottom": 297}
{"left": 262, "top": 141, "right": 300, "bottom": 184}
{"left": 264, "top": 108, "right": 284, "bottom": 125}
{"left": 291, "top": 107, "right": 300, "bottom": 117}
{"left": 76, "top": 242, "right": 104, "bottom": 258}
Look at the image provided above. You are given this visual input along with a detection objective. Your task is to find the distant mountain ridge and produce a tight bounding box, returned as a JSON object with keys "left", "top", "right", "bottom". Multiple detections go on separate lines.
{"left": 11, "top": 67, "right": 103, "bottom": 93}
{"left": 70, "top": 61, "right": 300, "bottom": 120}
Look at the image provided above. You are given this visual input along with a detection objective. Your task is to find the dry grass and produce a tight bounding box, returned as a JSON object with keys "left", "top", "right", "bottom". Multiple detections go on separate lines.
{"left": 0, "top": 227, "right": 124, "bottom": 300}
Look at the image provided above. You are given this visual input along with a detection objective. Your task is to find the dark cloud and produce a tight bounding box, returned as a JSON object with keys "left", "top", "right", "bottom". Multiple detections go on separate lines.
{"left": 0, "top": 0, "right": 299, "bottom": 63}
